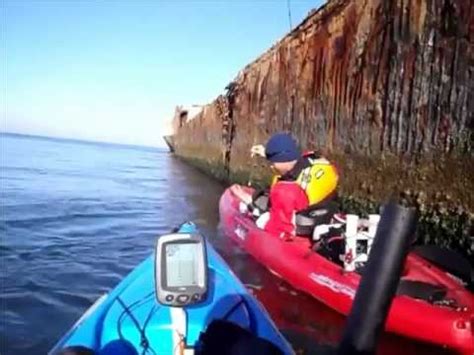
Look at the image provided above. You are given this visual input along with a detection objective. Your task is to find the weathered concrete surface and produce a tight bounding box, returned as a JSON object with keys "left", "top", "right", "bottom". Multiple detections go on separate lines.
{"left": 171, "top": 0, "right": 473, "bottom": 256}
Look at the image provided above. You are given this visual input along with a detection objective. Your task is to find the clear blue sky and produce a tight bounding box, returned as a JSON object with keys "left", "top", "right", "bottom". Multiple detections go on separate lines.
{"left": 3, "top": 0, "right": 324, "bottom": 147}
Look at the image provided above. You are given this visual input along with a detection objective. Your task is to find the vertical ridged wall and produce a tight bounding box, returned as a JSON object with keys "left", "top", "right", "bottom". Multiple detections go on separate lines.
{"left": 172, "top": 0, "right": 473, "bottom": 255}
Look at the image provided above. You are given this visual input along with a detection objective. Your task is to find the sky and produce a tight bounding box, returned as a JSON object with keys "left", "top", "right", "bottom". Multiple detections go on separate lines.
{"left": 3, "top": 0, "right": 324, "bottom": 147}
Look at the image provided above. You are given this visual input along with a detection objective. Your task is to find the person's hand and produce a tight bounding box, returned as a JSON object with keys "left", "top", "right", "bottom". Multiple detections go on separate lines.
{"left": 230, "top": 184, "right": 246, "bottom": 198}
{"left": 250, "top": 144, "right": 266, "bottom": 158}
{"left": 230, "top": 184, "right": 252, "bottom": 205}
{"left": 230, "top": 184, "right": 241, "bottom": 194}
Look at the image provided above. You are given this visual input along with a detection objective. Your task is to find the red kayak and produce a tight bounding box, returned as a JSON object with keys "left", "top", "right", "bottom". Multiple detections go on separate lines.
{"left": 219, "top": 188, "right": 474, "bottom": 354}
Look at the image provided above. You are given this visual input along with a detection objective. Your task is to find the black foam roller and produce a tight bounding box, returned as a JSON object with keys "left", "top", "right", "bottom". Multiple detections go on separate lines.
{"left": 337, "top": 202, "right": 418, "bottom": 355}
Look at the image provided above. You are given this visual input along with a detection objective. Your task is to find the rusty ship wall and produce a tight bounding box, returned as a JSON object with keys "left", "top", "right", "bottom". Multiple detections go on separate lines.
{"left": 172, "top": 102, "right": 230, "bottom": 181}
{"left": 172, "top": 0, "right": 473, "bottom": 254}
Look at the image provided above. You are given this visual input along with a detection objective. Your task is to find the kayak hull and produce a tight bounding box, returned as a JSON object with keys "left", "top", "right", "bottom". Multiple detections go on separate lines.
{"left": 50, "top": 223, "right": 293, "bottom": 354}
{"left": 219, "top": 188, "right": 474, "bottom": 354}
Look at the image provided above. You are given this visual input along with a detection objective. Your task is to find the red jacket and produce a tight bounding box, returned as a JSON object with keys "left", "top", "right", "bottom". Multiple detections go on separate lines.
{"left": 264, "top": 180, "right": 309, "bottom": 237}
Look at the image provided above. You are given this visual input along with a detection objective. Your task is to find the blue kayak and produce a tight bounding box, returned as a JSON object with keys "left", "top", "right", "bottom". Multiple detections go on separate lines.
{"left": 49, "top": 223, "right": 293, "bottom": 355}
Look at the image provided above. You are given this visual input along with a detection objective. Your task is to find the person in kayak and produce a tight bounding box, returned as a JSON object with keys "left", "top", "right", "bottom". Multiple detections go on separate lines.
{"left": 230, "top": 132, "right": 339, "bottom": 237}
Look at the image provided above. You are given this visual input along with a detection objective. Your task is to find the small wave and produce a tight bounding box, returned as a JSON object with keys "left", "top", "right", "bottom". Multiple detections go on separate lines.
{"left": 67, "top": 197, "right": 102, "bottom": 203}
{"left": 4, "top": 211, "right": 151, "bottom": 228}
{"left": 1, "top": 278, "right": 44, "bottom": 296}
{"left": 54, "top": 290, "right": 96, "bottom": 309}
{"left": 1, "top": 166, "right": 49, "bottom": 175}
{"left": 17, "top": 245, "right": 70, "bottom": 261}
{"left": 130, "top": 164, "right": 154, "bottom": 170}
{"left": 1, "top": 202, "right": 53, "bottom": 210}
{"left": 0, "top": 244, "right": 13, "bottom": 253}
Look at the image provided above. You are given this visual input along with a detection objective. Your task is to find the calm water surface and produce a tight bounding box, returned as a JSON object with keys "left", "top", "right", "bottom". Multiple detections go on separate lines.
{"left": 0, "top": 134, "right": 450, "bottom": 354}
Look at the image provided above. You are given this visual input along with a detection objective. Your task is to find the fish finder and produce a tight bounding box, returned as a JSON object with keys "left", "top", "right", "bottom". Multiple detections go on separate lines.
{"left": 155, "top": 233, "right": 208, "bottom": 307}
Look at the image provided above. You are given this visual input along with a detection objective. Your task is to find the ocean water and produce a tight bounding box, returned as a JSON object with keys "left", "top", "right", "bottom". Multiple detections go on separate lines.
{"left": 0, "top": 133, "right": 449, "bottom": 354}
{"left": 0, "top": 133, "right": 227, "bottom": 354}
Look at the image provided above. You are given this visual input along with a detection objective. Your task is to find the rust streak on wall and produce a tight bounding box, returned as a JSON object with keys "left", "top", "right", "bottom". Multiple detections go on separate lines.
{"left": 171, "top": 0, "right": 473, "bottom": 252}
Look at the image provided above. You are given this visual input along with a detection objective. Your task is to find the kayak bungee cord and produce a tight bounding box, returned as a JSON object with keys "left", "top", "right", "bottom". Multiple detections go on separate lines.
{"left": 116, "top": 294, "right": 158, "bottom": 355}
{"left": 116, "top": 295, "right": 158, "bottom": 355}
{"left": 222, "top": 299, "right": 245, "bottom": 320}
{"left": 222, "top": 297, "right": 256, "bottom": 333}
{"left": 116, "top": 291, "right": 154, "bottom": 339}
{"left": 140, "top": 305, "right": 159, "bottom": 355}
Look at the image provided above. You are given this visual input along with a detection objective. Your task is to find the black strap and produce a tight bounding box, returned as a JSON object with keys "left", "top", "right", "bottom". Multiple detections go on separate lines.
{"left": 279, "top": 152, "right": 322, "bottom": 182}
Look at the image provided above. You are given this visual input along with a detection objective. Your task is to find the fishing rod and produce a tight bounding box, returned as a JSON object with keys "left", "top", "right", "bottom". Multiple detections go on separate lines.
{"left": 247, "top": 135, "right": 259, "bottom": 187}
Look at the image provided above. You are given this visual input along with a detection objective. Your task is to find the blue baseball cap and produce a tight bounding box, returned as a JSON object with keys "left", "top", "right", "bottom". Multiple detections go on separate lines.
{"left": 265, "top": 133, "right": 300, "bottom": 162}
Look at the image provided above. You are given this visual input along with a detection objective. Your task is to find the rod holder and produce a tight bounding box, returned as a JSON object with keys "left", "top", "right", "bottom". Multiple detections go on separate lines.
{"left": 338, "top": 202, "right": 417, "bottom": 355}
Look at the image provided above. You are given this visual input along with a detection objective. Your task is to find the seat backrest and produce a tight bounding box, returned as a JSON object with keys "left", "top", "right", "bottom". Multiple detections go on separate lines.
{"left": 295, "top": 201, "right": 338, "bottom": 236}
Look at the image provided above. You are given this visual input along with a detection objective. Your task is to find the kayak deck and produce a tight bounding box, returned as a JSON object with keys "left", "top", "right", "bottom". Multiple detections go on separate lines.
{"left": 50, "top": 232, "right": 293, "bottom": 354}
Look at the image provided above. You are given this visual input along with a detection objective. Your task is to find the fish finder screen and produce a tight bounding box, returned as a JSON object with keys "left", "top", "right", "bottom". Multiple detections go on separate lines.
{"left": 165, "top": 243, "right": 200, "bottom": 288}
